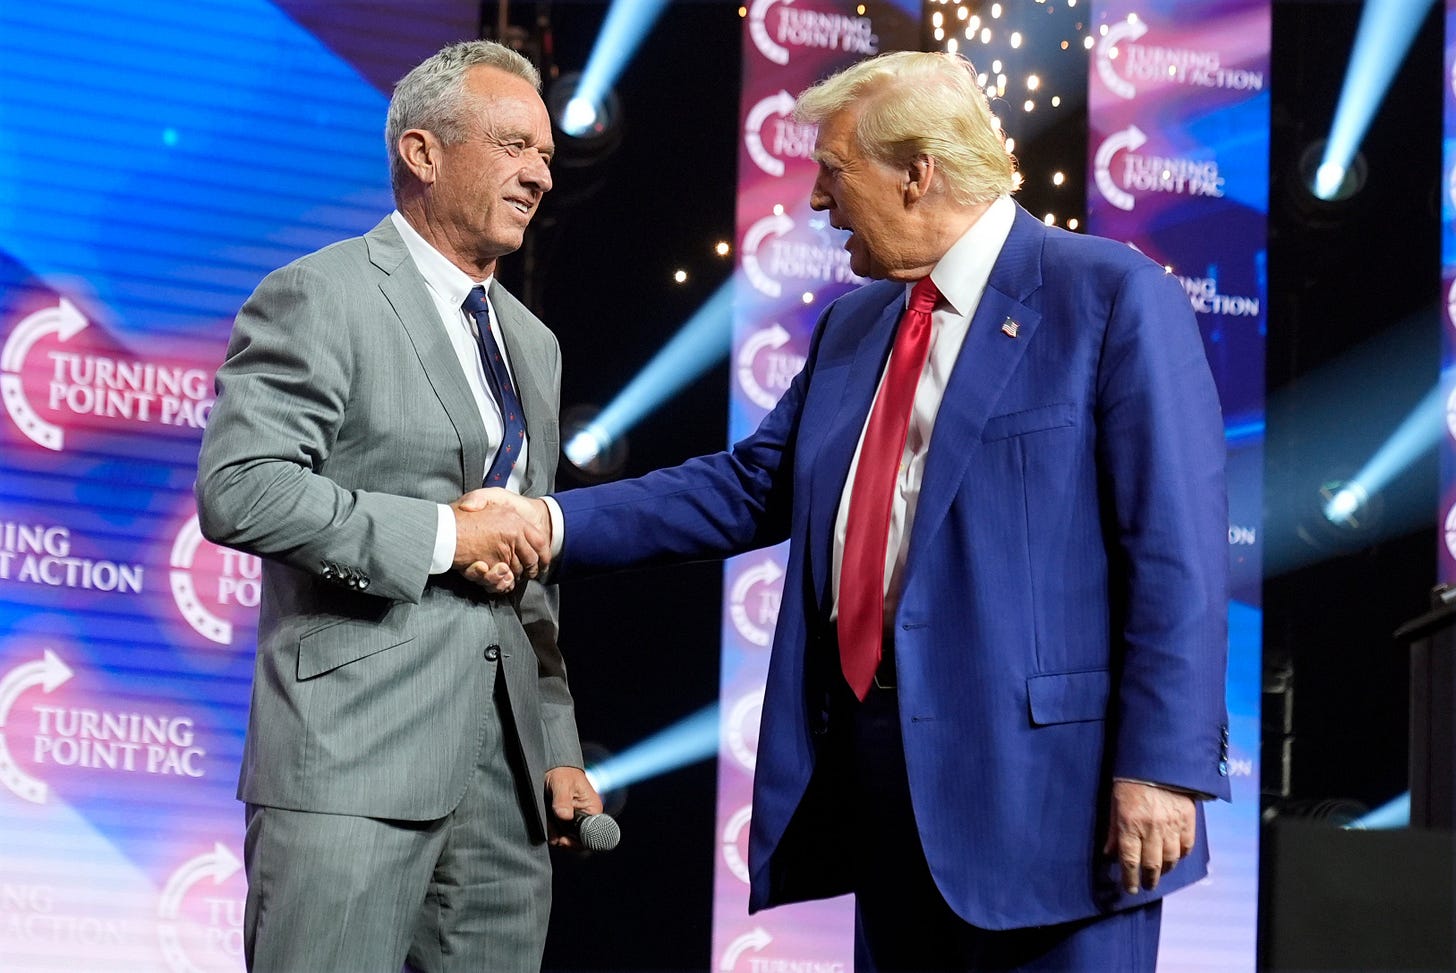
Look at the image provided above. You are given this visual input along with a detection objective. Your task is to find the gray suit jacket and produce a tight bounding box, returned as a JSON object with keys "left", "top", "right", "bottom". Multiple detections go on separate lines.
{"left": 196, "top": 217, "right": 582, "bottom": 831}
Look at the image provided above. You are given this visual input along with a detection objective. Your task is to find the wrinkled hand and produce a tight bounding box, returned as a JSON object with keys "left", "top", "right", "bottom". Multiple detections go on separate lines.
{"left": 544, "top": 766, "right": 604, "bottom": 850}
{"left": 1103, "top": 780, "right": 1196, "bottom": 895}
{"left": 450, "top": 489, "right": 551, "bottom": 594}
{"left": 458, "top": 489, "right": 553, "bottom": 586}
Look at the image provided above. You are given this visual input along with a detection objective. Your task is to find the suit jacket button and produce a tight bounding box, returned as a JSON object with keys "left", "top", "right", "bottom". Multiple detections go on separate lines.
{"left": 484, "top": 645, "right": 501, "bottom": 662}
{"left": 357, "top": 577, "right": 369, "bottom": 590}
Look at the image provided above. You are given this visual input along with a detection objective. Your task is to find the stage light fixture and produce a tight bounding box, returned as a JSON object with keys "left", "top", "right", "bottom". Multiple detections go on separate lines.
{"left": 562, "top": 277, "right": 734, "bottom": 474}
{"left": 561, "top": 404, "right": 628, "bottom": 482}
{"left": 1299, "top": 139, "right": 1367, "bottom": 205}
{"left": 1322, "top": 382, "right": 1442, "bottom": 527}
{"left": 584, "top": 704, "right": 719, "bottom": 796}
{"left": 556, "top": 0, "right": 672, "bottom": 147}
{"left": 547, "top": 72, "right": 623, "bottom": 163}
{"left": 1312, "top": 0, "right": 1434, "bottom": 200}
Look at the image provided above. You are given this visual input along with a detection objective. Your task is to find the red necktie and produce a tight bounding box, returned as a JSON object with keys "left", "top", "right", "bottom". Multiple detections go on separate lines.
{"left": 837, "top": 276, "right": 940, "bottom": 700}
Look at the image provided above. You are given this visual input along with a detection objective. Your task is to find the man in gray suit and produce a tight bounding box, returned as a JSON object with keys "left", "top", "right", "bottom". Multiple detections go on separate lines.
{"left": 195, "top": 40, "right": 599, "bottom": 973}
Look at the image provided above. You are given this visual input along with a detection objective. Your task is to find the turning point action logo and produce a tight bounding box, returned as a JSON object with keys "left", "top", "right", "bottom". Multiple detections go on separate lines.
{"left": 1, "top": 297, "right": 213, "bottom": 450}
{"left": 1095, "top": 16, "right": 1263, "bottom": 100}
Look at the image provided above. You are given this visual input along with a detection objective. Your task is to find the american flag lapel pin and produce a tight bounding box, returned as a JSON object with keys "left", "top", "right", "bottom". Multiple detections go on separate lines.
{"left": 1000, "top": 316, "right": 1020, "bottom": 338}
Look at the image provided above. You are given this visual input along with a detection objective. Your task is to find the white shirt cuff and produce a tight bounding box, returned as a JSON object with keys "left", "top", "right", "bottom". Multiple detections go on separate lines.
{"left": 542, "top": 496, "right": 565, "bottom": 559}
{"left": 430, "top": 504, "right": 456, "bottom": 574}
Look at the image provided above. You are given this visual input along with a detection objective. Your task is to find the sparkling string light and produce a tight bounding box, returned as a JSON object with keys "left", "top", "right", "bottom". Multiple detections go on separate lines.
{"left": 922, "top": 0, "right": 1092, "bottom": 230}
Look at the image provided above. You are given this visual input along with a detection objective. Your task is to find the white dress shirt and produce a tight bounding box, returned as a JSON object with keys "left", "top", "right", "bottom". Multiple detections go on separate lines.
{"left": 388, "top": 211, "right": 530, "bottom": 574}
{"left": 829, "top": 194, "right": 1016, "bottom": 625}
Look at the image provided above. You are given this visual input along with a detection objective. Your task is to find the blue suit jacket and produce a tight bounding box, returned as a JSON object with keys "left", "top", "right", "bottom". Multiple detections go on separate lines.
{"left": 554, "top": 205, "right": 1230, "bottom": 929}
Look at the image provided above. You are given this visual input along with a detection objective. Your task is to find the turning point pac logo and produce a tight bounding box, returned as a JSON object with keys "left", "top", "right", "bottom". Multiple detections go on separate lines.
{"left": 1, "top": 296, "right": 214, "bottom": 450}
{"left": 1093, "top": 126, "right": 1224, "bottom": 212}
{"left": 0, "top": 647, "right": 210, "bottom": 805}
{"left": 0, "top": 649, "right": 74, "bottom": 803}
{"left": 170, "top": 514, "right": 261, "bottom": 646}
{"left": 744, "top": 90, "right": 815, "bottom": 178}
{"left": 748, "top": 0, "right": 877, "bottom": 66}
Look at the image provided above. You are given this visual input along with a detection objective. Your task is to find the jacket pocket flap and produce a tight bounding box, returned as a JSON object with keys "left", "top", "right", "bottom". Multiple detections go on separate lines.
{"left": 298, "top": 616, "right": 413, "bottom": 680}
{"left": 1027, "top": 669, "right": 1110, "bottom": 725}
{"left": 982, "top": 402, "right": 1076, "bottom": 442}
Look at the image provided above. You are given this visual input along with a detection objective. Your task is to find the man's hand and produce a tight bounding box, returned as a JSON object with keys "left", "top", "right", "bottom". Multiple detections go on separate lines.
{"left": 1103, "top": 780, "right": 1196, "bottom": 895}
{"left": 544, "top": 766, "right": 604, "bottom": 850}
{"left": 457, "top": 489, "right": 553, "bottom": 586}
{"left": 450, "top": 489, "right": 551, "bottom": 593}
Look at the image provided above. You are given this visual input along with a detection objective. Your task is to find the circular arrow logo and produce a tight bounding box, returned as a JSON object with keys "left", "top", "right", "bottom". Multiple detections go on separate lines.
{"left": 1095, "top": 16, "right": 1149, "bottom": 100}
{"left": 157, "top": 842, "right": 246, "bottom": 973}
{"left": 725, "top": 689, "right": 764, "bottom": 773}
{"left": 735, "top": 325, "right": 798, "bottom": 412}
{"left": 170, "top": 514, "right": 262, "bottom": 646}
{"left": 720, "top": 804, "right": 753, "bottom": 884}
{"left": 744, "top": 90, "right": 799, "bottom": 177}
{"left": 1, "top": 298, "right": 90, "bottom": 450}
{"left": 742, "top": 213, "right": 795, "bottom": 298}
{"left": 1093, "top": 124, "right": 1147, "bottom": 212}
{"left": 0, "top": 649, "right": 75, "bottom": 803}
{"left": 728, "top": 556, "right": 785, "bottom": 645}
{"left": 719, "top": 926, "right": 774, "bottom": 971}
{"left": 749, "top": 0, "right": 792, "bottom": 64}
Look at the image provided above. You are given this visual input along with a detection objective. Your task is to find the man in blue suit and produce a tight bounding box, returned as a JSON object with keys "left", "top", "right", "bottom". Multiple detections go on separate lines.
{"left": 480, "top": 50, "right": 1230, "bottom": 971}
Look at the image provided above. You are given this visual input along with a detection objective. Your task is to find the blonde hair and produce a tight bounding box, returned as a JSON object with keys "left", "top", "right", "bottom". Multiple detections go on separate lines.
{"left": 794, "top": 50, "right": 1017, "bottom": 206}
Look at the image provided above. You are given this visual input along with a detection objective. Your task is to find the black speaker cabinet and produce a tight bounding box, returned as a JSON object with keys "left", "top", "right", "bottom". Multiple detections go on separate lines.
{"left": 1261, "top": 818, "right": 1454, "bottom": 971}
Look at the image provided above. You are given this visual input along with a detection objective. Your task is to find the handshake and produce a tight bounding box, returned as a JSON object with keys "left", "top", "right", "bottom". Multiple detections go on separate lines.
{"left": 449, "top": 488, "right": 554, "bottom": 593}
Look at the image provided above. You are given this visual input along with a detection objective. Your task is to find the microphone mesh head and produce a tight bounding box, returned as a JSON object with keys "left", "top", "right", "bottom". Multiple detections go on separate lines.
{"left": 579, "top": 812, "right": 621, "bottom": 852}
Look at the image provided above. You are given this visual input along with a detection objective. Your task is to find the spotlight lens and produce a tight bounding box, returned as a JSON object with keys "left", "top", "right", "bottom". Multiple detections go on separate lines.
{"left": 1313, "top": 162, "right": 1347, "bottom": 201}
{"left": 565, "top": 429, "right": 604, "bottom": 467}
{"left": 1323, "top": 483, "right": 1367, "bottom": 525}
{"left": 562, "top": 97, "right": 599, "bottom": 136}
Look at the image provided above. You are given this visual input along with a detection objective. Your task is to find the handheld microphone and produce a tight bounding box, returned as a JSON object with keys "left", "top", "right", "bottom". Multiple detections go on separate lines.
{"left": 569, "top": 810, "right": 621, "bottom": 852}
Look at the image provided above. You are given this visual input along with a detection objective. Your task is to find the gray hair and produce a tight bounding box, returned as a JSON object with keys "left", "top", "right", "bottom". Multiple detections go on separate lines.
{"left": 795, "top": 50, "right": 1017, "bottom": 206}
{"left": 386, "top": 40, "right": 542, "bottom": 192}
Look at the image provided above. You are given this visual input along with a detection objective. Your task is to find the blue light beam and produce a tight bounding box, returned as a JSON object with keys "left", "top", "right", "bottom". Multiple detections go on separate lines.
{"left": 564, "top": 0, "right": 673, "bottom": 136}
{"left": 1315, "top": 0, "right": 1434, "bottom": 199}
{"left": 1349, "top": 791, "right": 1410, "bottom": 830}
{"left": 585, "top": 704, "right": 720, "bottom": 794}
{"left": 565, "top": 278, "right": 735, "bottom": 467}
{"left": 1324, "top": 381, "right": 1444, "bottom": 525}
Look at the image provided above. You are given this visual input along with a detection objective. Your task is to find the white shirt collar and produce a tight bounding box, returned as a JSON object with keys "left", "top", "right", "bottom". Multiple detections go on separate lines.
{"left": 913, "top": 193, "right": 1016, "bottom": 316}
{"left": 389, "top": 210, "right": 492, "bottom": 307}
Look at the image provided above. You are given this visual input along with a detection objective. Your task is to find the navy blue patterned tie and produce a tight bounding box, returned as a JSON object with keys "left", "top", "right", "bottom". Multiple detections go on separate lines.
{"left": 462, "top": 286, "right": 526, "bottom": 486}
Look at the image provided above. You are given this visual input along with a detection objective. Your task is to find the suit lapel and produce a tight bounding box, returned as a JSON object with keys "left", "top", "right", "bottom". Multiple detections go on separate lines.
{"left": 902, "top": 208, "right": 1046, "bottom": 583}
{"left": 806, "top": 287, "right": 904, "bottom": 615}
{"left": 366, "top": 219, "right": 488, "bottom": 490}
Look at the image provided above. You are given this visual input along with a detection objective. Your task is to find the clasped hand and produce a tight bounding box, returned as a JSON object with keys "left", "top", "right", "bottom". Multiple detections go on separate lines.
{"left": 450, "top": 488, "right": 553, "bottom": 593}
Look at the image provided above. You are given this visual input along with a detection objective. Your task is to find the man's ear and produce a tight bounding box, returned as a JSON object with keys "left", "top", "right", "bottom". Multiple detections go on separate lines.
{"left": 398, "top": 129, "right": 439, "bottom": 184}
{"left": 904, "top": 154, "right": 935, "bottom": 204}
